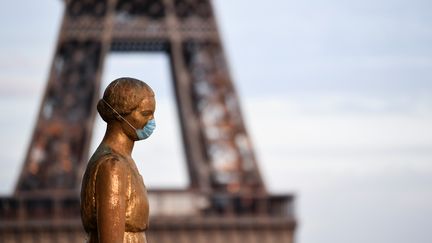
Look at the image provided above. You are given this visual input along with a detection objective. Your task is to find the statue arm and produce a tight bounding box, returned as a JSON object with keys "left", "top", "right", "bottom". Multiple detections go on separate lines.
{"left": 95, "top": 158, "right": 128, "bottom": 243}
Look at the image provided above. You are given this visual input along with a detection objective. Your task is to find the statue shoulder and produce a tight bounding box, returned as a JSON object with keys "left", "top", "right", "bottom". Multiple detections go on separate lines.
{"left": 96, "top": 154, "right": 129, "bottom": 179}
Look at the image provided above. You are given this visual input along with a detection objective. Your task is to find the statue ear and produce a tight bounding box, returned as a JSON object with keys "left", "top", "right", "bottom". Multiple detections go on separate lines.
{"left": 113, "top": 112, "right": 132, "bottom": 125}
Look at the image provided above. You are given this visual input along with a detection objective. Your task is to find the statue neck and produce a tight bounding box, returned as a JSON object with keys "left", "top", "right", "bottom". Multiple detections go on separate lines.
{"left": 101, "top": 123, "right": 134, "bottom": 157}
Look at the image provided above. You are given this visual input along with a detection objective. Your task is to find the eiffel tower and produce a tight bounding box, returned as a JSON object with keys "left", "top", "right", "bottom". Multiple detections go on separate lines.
{"left": 0, "top": 0, "right": 296, "bottom": 242}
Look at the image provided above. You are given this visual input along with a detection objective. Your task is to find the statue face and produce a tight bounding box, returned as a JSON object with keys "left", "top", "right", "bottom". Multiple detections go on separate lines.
{"left": 121, "top": 96, "right": 156, "bottom": 141}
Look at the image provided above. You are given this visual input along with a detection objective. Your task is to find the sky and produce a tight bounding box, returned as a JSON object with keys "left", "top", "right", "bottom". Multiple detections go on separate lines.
{"left": 1, "top": 0, "right": 432, "bottom": 243}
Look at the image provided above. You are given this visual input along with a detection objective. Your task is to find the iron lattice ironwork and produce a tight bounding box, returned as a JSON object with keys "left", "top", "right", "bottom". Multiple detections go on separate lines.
{"left": 0, "top": 0, "right": 296, "bottom": 242}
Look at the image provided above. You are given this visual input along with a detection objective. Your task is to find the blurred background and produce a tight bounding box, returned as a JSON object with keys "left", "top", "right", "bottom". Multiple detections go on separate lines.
{"left": 1, "top": 0, "right": 432, "bottom": 243}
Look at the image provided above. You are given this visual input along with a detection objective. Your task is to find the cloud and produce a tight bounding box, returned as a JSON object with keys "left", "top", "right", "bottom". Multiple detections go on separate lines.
{"left": 214, "top": 0, "right": 432, "bottom": 97}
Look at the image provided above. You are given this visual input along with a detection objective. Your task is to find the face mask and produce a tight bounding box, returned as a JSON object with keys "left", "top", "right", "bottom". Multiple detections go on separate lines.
{"left": 103, "top": 99, "right": 156, "bottom": 140}
{"left": 136, "top": 119, "right": 156, "bottom": 140}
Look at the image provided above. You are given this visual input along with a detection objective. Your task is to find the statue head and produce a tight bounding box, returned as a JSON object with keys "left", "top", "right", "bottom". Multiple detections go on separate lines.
{"left": 97, "top": 77, "right": 156, "bottom": 141}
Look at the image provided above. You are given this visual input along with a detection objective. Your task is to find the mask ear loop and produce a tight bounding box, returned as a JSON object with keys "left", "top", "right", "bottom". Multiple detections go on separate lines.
{"left": 112, "top": 79, "right": 121, "bottom": 90}
{"left": 102, "top": 99, "right": 137, "bottom": 130}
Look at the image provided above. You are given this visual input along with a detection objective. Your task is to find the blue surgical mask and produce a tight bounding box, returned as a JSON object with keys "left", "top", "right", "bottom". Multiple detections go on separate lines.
{"left": 136, "top": 119, "right": 156, "bottom": 140}
{"left": 103, "top": 99, "right": 156, "bottom": 140}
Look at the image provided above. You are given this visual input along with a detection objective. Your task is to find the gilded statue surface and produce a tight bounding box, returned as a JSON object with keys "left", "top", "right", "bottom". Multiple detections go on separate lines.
{"left": 81, "top": 78, "right": 156, "bottom": 243}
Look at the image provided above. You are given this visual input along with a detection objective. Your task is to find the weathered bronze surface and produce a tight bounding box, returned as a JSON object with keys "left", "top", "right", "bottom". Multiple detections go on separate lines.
{"left": 81, "top": 77, "right": 155, "bottom": 243}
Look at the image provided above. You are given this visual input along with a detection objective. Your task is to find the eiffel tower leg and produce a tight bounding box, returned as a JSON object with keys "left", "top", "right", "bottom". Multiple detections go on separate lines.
{"left": 14, "top": 0, "right": 116, "bottom": 195}
{"left": 179, "top": 39, "right": 265, "bottom": 194}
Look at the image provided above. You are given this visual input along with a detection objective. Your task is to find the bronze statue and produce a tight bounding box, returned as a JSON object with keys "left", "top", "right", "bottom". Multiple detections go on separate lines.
{"left": 81, "top": 77, "right": 156, "bottom": 243}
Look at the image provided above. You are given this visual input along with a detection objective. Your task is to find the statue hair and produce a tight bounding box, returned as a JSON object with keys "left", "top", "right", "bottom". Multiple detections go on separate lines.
{"left": 97, "top": 77, "right": 154, "bottom": 122}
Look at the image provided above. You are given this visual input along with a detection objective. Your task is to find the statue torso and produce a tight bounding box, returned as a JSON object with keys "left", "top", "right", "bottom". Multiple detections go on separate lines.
{"left": 80, "top": 145, "right": 149, "bottom": 242}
